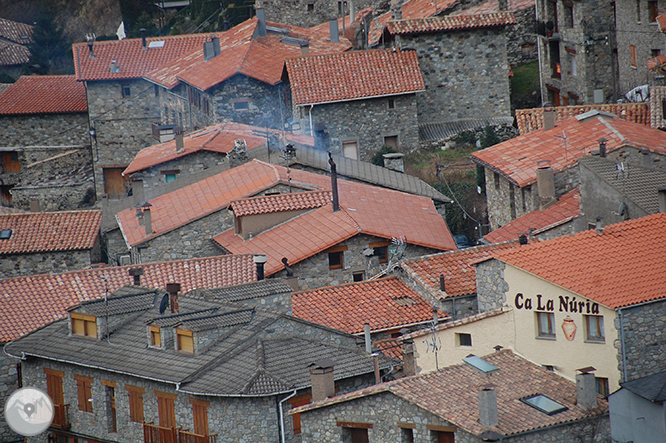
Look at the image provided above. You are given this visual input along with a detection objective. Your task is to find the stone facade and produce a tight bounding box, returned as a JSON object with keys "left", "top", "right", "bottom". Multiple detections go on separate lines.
{"left": 615, "top": 298, "right": 666, "bottom": 383}
{"left": 390, "top": 27, "right": 512, "bottom": 123}
{"left": 475, "top": 258, "right": 509, "bottom": 313}
{"left": 506, "top": 6, "right": 538, "bottom": 67}
{"left": 0, "top": 348, "right": 20, "bottom": 443}
{"left": 261, "top": 0, "right": 375, "bottom": 29}
{"left": 10, "top": 176, "right": 96, "bottom": 212}
{"left": 537, "top": 0, "right": 618, "bottom": 105}
{"left": 295, "top": 93, "right": 420, "bottom": 162}
{"left": 0, "top": 241, "right": 101, "bottom": 279}
{"left": 0, "top": 113, "right": 89, "bottom": 148}
{"left": 614, "top": 0, "right": 666, "bottom": 96}
{"left": 131, "top": 150, "right": 228, "bottom": 192}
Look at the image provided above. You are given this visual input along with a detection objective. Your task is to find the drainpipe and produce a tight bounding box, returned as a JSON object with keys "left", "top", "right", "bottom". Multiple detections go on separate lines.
{"left": 308, "top": 104, "right": 314, "bottom": 137}
{"left": 278, "top": 389, "right": 298, "bottom": 443}
{"left": 617, "top": 307, "right": 627, "bottom": 383}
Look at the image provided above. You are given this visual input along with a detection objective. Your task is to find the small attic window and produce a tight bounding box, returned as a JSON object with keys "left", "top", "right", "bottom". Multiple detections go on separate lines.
{"left": 177, "top": 328, "right": 194, "bottom": 353}
{"left": 463, "top": 355, "right": 498, "bottom": 373}
{"left": 148, "top": 41, "right": 165, "bottom": 48}
{"left": 521, "top": 394, "right": 568, "bottom": 415}
{"left": 71, "top": 313, "right": 97, "bottom": 338}
{"left": 307, "top": 2, "right": 314, "bottom": 11}
{"left": 0, "top": 229, "right": 12, "bottom": 240}
{"left": 150, "top": 325, "right": 161, "bottom": 347}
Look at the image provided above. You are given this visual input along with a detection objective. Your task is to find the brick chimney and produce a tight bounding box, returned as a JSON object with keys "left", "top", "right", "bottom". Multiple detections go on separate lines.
{"left": 253, "top": 254, "right": 267, "bottom": 280}
{"left": 576, "top": 367, "right": 598, "bottom": 410}
{"left": 167, "top": 283, "right": 180, "bottom": 314}
{"left": 478, "top": 385, "right": 499, "bottom": 428}
{"left": 310, "top": 359, "right": 335, "bottom": 402}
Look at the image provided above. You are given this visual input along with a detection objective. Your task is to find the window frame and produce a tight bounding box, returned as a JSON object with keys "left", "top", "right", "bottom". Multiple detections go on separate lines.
{"left": 387, "top": 98, "right": 396, "bottom": 110}
{"left": 369, "top": 241, "right": 390, "bottom": 264}
{"left": 456, "top": 332, "right": 472, "bottom": 347}
{"left": 648, "top": 0, "right": 658, "bottom": 22}
{"left": 536, "top": 311, "right": 556, "bottom": 339}
{"left": 121, "top": 84, "right": 131, "bottom": 98}
{"left": 71, "top": 312, "right": 98, "bottom": 339}
{"left": 2, "top": 151, "right": 21, "bottom": 173}
{"left": 150, "top": 325, "right": 162, "bottom": 347}
{"left": 232, "top": 99, "right": 250, "bottom": 111}
{"left": 584, "top": 314, "right": 605, "bottom": 342}
{"left": 596, "top": 377, "right": 610, "bottom": 397}
{"left": 325, "top": 245, "right": 348, "bottom": 270}
{"left": 177, "top": 328, "right": 194, "bottom": 353}
{"left": 630, "top": 45, "right": 637, "bottom": 68}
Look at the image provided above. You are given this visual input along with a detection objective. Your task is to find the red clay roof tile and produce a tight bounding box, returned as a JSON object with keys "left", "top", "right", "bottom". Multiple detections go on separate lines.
{"left": 453, "top": 0, "right": 534, "bottom": 14}
{"left": 472, "top": 113, "right": 666, "bottom": 187}
{"left": 484, "top": 188, "right": 581, "bottom": 243}
{"left": 386, "top": 12, "right": 517, "bottom": 35}
{"left": 292, "top": 277, "right": 444, "bottom": 334}
{"left": 286, "top": 49, "right": 425, "bottom": 106}
{"left": 230, "top": 190, "right": 331, "bottom": 217}
{"left": 0, "top": 17, "right": 34, "bottom": 46}
{"left": 0, "top": 40, "right": 31, "bottom": 66}
{"left": 493, "top": 213, "right": 666, "bottom": 309}
{"left": 657, "top": 13, "right": 666, "bottom": 32}
{"left": 0, "top": 75, "right": 87, "bottom": 115}
{"left": 401, "top": 0, "right": 462, "bottom": 18}
{"left": 0, "top": 210, "right": 101, "bottom": 254}
{"left": 0, "top": 254, "right": 257, "bottom": 342}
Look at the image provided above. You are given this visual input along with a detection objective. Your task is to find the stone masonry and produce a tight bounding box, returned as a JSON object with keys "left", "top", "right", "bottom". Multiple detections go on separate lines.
{"left": 0, "top": 349, "right": 20, "bottom": 443}
{"left": 0, "top": 113, "right": 89, "bottom": 148}
{"left": 261, "top": 0, "right": 375, "bottom": 29}
{"left": 475, "top": 258, "right": 509, "bottom": 313}
{"left": 0, "top": 242, "right": 101, "bottom": 279}
{"left": 130, "top": 150, "right": 227, "bottom": 192}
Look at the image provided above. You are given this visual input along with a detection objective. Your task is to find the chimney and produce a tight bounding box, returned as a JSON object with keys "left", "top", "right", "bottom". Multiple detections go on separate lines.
{"left": 439, "top": 275, "right": 445, "bottom": 292}
{"left": 130, "top": 173, "right": 145, "bottom": 204}
{"left": 373, "top": 352, "right": 381, "bottom": 384}
{"left": 86, "top": 33, "right": 96, "bottom": 58}
{"left": 595, "top": 216, "right": 603, "bottom": 233}
{"left": 597, "top": 138, "right": 607, "bottom": 158}
{"left": 203, "top": 36, "right": 221, "bottom": 61}
{"left": 110, "top": 60, "right": 119, "bottom": 73}
{"left": 167, "top": 283, "right": 180, "bottom": 314}
{"left": 349, "top": 0, "right": 355, "bottom": 23}
{"left": 175, "top": 128, "right": 184, "bottom": 153}
{"left": 253, "top": 254, "right": 267, "bottom": 280}
{"left": 328, "top": 153, "right": 340, "bottom": 212}
{"left": 658, "top": 187, "right": 666, "bottom": 213}
{"left": 310, "top": 359, "right": 335, "bottom": 402}
{"left": 536, "top": 166, "right": 556, "bottom": 209}
{"left": 432, "top": 306, "right": 439, "bottom": 324}
{"left": 129, "top": 267, "right": 143, "bottom": 285}
{"left": 576, "top": 367, "right": 598, "bottom": 410}
{"left": 383, "top": 152, "right": 405, "bottom": 172}
{"left": 140, "top": 203, "right": 153, "bottom": 236}
{"left": 329, "top": 19, "right": 340, "bottom": 43}
{"left": 364, "top": 323, "right": 372, "bottom": 354}
{"left": 478, "top": 386, "right": 499, "bottom": 428}
{"left": 641, "top": 149, "right": 652, "bottom": 168}
{"left": 255, "top": 5, "right": 267, "bottom": 38}
{"left": 391, "top": 3, "right": 402, "bottom": 20}
{"left": 497, "top": 0, "right": 508, "bottom": 11}
{"left": 543, "top": 109, "right": 556, "bottom": 130}
{"left": 519, "top": 234, "right": 528, "bottom": 245}
{"left": 29, "top": 199, "right": 40, "bottom": 213}
{"left": 212, "top": 36, "right": 220, "bottom": 57}
{"left": 140, "top": 28, "right": 147, "bottom": 50}
{"left": 300, "top": 42, "right": 310, "bottom": 56}
{"left": 402, "top": 338, "right": 416, "bottom": 376}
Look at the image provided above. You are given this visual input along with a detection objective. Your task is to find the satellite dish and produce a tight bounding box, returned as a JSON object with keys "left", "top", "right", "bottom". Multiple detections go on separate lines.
{"left": 159, "top": 294, "right": 169, "bottom": 315}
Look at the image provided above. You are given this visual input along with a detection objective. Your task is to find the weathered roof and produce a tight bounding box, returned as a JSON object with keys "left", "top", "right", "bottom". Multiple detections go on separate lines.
{"left": 401, "top": 242, "right": 519, "bottom": 298}
{"left": 386, "top": 12, "right": 517, "bottom": 35}
{"left": 401, "top": 0, "right": 462, "bottom": 19}
{"left": 123, "top": 121, "right": 314, "bottom": 175}
{"left": 484, "top": 188, "right": 581, "bottom": 243}
{"left": 619, "top": 370, "right": 666, "bottom": 402}
{"left": 515, "top": 103, "right": 651, "bottom": 135}
{"left": 0, "top": 210, "right": 101, "bottom": 254}
{"left": 230, "top": 190, "right": 331, "bottom": 217}
{"left": 493, "top": 213, "right": 666, "bottom": 309}
{"left": 0, "top": 17, "right": 34, "bottom": 46}
{"left": 193, "top": 279, "right": 293, "bottom": 304}
{"left": 286, "top": 49, "right": 425, "bottom": 106}
{"left": 293, "top": 349, "right": 608, "bottom": 437}
{"left": 0, "top": 40, "right": 31, "bottom": 66}
{"left": 0, "top": 75, "right": 87, "bottom": 115}
{"left": 453, "top": 0, "right": 534, "bottom": 14}
{"left": 292, "top": 277, "right": 444, "bottom": 334}
{"left": 285, "top": 145, "right": 451, "bottom": 203}
{"left": 471, "top": 113, "right": 666, "bottom": 188}
{"left": 5, "top": 294, "right": 393, "bottom": 396}
{"left": 144, "top": 18, "right": 351, "bottom": 91}
{"left": 403, "top": 307, "right": 511, "bottom": 340}
{"left": 0, "top": 254, "right": 256, "bottom": 342}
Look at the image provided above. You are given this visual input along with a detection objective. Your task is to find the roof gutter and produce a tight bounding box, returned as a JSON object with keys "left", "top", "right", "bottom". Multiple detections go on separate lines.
{"left": 295, "top": 89, "right": 425, "bottom": 108}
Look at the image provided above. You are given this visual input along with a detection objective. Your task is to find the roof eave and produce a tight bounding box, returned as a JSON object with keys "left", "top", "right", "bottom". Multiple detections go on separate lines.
{"left": 294, "top": 89, "right": 425, "bottom": 107}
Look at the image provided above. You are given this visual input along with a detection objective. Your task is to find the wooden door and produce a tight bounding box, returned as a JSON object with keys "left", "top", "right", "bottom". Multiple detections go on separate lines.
{"left": 157, "top": 395, "right": 176, "bottom": 428}
{"left": 103, "top": 168, "right": 128, "bottom": 199}
{"left": 438, "top": 431, "right": 455, "bottom": 443}
{"left": 350, "top": 428, "right": 369, "bottom": 443}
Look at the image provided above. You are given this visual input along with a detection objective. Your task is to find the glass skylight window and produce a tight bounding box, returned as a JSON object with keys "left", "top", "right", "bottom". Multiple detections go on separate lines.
{"left": 463, "top": 355, "right": 498, "bottom": 373}
{"left": 521, "top": 394, "right": 568, "bottom": 415}
{"left": 0, "top": 229, "right": 12, "bottom": 240}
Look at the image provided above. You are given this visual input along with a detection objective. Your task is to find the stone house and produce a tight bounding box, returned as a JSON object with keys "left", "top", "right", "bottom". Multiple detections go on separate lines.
{"left": 0, "top": 210, "right": 102, "bottom": 279}
{"left": 122, "top": 120, "right": 314, "bottom": 191}
{"left": 0, "top": 254, "right": 257, "bottom": 442}
{"left": 0, "top": 75, "right": 92, "bottom": 211}
{"left": 0, "top": 17, "right": 33, "bottom": 81}
{"left": 293, "top": 349, "right": 610, "bottom": 443}
{"left": 4, "top": 287, "right": 395, "bottom": 443}
{"left": 262, "top": 0, "right": 373, "bottom": 29}
{"left": 285, "top": 48, "right": 424, "bottom": 161}
{"left": 383, "top": 13, "right": 516, "bottom": 125}
{"left": 471, "top": 110, "right": 666, "bottom": 231}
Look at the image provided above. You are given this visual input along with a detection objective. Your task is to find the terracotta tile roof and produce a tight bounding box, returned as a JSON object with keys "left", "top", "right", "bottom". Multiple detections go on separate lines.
{"left": 401, "top": 242, "right": 519, "bottom": 298}
{"left": 123, "top": 121, "right": 314, "bottom": 175}
{"left": 214, "top": 169, "right": 456, "bottom": 275}
{"left": 471, "top": 112, "right": 666, "bottom": 188}
{"left": 230, "top": 190, "right": 331, "bottom": 217}
{"left": 484, "top": 188, "right": 581, "bottom": 243}
{"left": 145, "top": 18, "right": 351, "bottom": 91}
{"left": 493, "top": 213, "right": 666, "bottom": 309}
{"left": 367, "top": 11, "right": 392, "bottom": 47}
{"left": 0, "top": 210, "right": 101, "bottom": 254}
{"left": 0, "top": 40, "right": 31, "bottom": 66}
{"left": 286, "top": 49, "right": 425, "bottom": 106}
{"left": 657, "top": 13, "right": 666, "bottom": 32}
{"left": 0, "top": 17, "right": 34, "bottom": 45}
{"left": 453, "top": 0, "right": 534, "bottom": 14}
{"left": 401, "top": 0, "right": 462, "bottom": 19}
{"left": 292, "top": 277, "right": 444, "bottom": 334}
{"left": 0, "top": 254, "right": 257, "bottom": 342}
{"left": 0, "top": 75, "right": 87, "bottom": 115}
{"left": 386, "top": 12, "right": 517, "bottom": 35}
{"left": 515, "top": 103, "right": 651, "bottom": 134}
{"left": 374, "top": 337, "right": 403, "bottom": 360}
{"left": 293, "top": 349, "right": 608, "bottom": 437}
{"left": 647, "top": 54, "right": 666, "bottom": 74}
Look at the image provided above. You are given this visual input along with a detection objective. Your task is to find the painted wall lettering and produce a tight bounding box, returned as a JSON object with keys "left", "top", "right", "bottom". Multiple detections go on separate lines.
{"left": 514, "top": 293, "right": 599, "bottom": 314}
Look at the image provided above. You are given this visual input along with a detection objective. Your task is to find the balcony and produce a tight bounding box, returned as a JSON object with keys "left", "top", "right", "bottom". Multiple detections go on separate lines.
{"left": 143, "top": 423, "right": 217, "bottom": 443}
{"left": 51, "top": 403, "right": 71, "bottom": 430}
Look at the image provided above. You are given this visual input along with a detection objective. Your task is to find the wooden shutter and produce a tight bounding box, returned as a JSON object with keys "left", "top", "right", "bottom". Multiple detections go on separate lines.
{"left": 44, "top": 369, "right": 64, "bottom": 405}
{"left": 155, "top": 391, "right": 176, "bottom": 428}
{"left": 74, "top": 375, "right": 93, "bottom": 412}
{"left": 126, "top": 385, "right": 145, "bottom": 422}
{"left": 190, "top": 398, "right": 209, "bottom": 436}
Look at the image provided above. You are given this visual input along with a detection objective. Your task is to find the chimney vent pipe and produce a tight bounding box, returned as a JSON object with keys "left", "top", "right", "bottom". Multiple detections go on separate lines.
{"left": 439, "top": 275, "right": 445, "bottom": 292}
{"left": 253, "top": 254, "right": 267, "bottom": 280}
{"left": 141, "top": 28, "right": 147, "bottom": 50}
{"left": 597, "top": 138, "right": 607, "bottom": 158}
{"left": 364, "top": 323, "right": 371, "bottom": 354}
{"left": 329, "top": 20, "right": 340, "bottom": 43}
{"left": 329, "top": 153, "right": 340, "bottom": 212}
{"left": 658, "top": 187, "right": 666, "bottom": 213}
{"left": 478, "top": 386, "right": 499, "bottom": 428}
{"left": 129, "top": 267, "right": 143, "bottom": 285}
{"left": 576, "top": 367, "right": 598, "bottom": 410}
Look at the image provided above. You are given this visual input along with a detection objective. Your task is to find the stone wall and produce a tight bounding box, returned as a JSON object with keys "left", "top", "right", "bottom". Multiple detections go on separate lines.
{"left": 506, "top": 6, "right": 538, "bottom": 67}
{"left": 615, "top": 298, "right": 666, "bottom": 382}
{"left": 392, "top": 27, "right": 512, "bottom": 123}
{"left": 0, "top": 242, "right": 101, "bottom": 279}
{"left": 475, "top": 258, "right": 509, "bottom": 312}
{"left": 261, "top": 0, "right": 375, "bottom": 29}
{"left": 132, "top": 150, "right": 227, "bottom": 192}
{"left": 296, "top": 93, "right": 420, "bottom": 162}
{"left": 10, "top": 179, "right": 96, "bottom": 212}
{"left": 0, "top": 113, "right": 89, "bottom": 148}
{"left": 0, "top": 348, "right": 20, "bottom": 443}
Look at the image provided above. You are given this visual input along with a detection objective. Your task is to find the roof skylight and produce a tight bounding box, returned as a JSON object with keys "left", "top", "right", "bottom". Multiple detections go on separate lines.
{"left": 521, "top": 394, "right": 568, "bottom": 415}
{"left": 0, "top": 229, "right": 12, "bottom": 240}
{"left": 463, "top": 355, "right": 498, "bottom": 373}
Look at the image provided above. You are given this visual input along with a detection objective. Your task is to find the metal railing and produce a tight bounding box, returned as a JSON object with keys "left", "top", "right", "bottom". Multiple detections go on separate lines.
{"left": 143, "top": 423, "right": 217, "bottom": 443}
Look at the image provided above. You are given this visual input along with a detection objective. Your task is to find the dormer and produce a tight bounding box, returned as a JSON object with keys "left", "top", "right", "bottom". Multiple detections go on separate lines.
{"left": 230, "top": 190, "right": 331, "bottom": 240}
{"left": 69, "top": 312, "right": 99, "bottom": 339}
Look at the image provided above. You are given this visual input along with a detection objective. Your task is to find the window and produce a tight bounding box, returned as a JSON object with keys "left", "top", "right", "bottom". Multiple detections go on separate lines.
{"left": 326, "top": 245, "right": 347, "bottom": 270}
{"left": 549, "top": 41, "right": 561, "bottom": 78}
{"left": 537, "top": 312, "right": 555, "bottom": 338}
{"left": 190, "top": 398, "right": 210, "bottom": 437}
{"left": 636, "top": 0, "right": 642, "bottom": 21}
{"left": 521, "top": 43, "right": 534, "bottom": 58}
{"left": 456, "top": 333, "right": 472, "bottom": 347}
{"left": 126, "top": 385, "right": 145, "bottom": 422}
{"left": 596, "top": 377, "right": 609, "bottom": 397}
{"left": 566, "top": 49, "right": 577, "bottom": 76}
{"left": 387, "top": 98, "right": 396, "bottom": 109}
{"left": 369, "top": 241, "right": 390, "bottom": 264}
{"left": 103, "top": 381, "right": 117, "bottom": 432}
{"left": 563, "top": 2, "right": 574, "bottom": 27}
{"left": 652, "top": 48, "right": 661, "bottom": 58}
{"left": 289, "top": 393, "right": 311, "bottom": 434}
{"left": 568, "top": 93, "right": 579, "bottom": 105}
{"left": 155, "top": 391, "right": 176, "bottom": 428}
{"left": 121, "top": 84, "right": 131, "bottom": 98}
{"left": 71, "top": 313, "right": 97, "bottom": 338}
{"left": 337, "top": 422, "right": 372, "bottom": 443}
{"left": 427, "top": 425, "right": 456, "bottom": 442}
{"left": 45, "top": 369, "right": 67, "bottom": 428}
{"left": 585, "top": 315, "right": 605, "bottom": 341}
{"left": 493, "top": 172, "right": 500, "bottom": 190}
{"left": 342, "top": 140, "right": 358, "bottom": 160}
{"left": 630, "top": 45, "right": 637, "bottom": 67}
{"left": 2, "top": 151, "right": 21, "bottom": 173}
{"left": 521, "top": 394, "right": 568, "bottom": 415}
{"left": 546, "top": 85, "right": 561, "bottom": 106}
{"left": 74, "top": 374, "right": 93, "bottom": 412}
{"left": 150, "top": 326, "right": 161, "bottom": 347}
{"left": 353, "top": 271, "right": 365, "bottom": 282}
{"left": 307, "top": 2, "right": 314, "bottom": 11}
{"left": 165, "top": 174, "right": 176, "bottom": 183}
{"left": 233, "top": 99, "right": 249, "bottom": 111}
{"left": 400, "top": 427, "right": 414, "bottom": 443}
{"left": 649, "top": 0, "right": 658, "bottom": 21}
{"left": 463, "top": 355, "right": 498, "bottom": 373}
{"left": 177, "top": 328, "right": 194, "bottom": 353}
{"left": 546, "top": 0, "right": 558, "bottom": 32}
{"left": 0, "top": 229, "right": 11, "bottom": 240}
{"left": 383, "top": 135, "right": 398, "bottom": 150}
